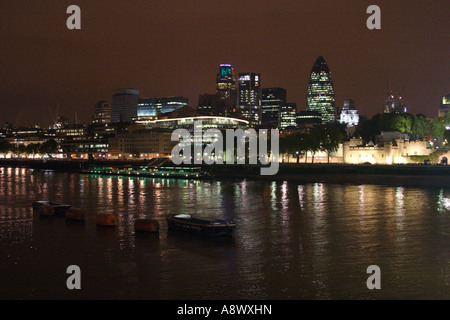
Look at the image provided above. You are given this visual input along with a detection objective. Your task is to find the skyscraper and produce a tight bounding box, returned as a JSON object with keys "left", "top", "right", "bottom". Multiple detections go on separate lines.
{"left": 306, "top": 56, "right": 336, "bottom": 123}
{"left": 238, "top": 73, "right": 262, "bottom": 126}
{"left": 261, "top": 88, "right": 286, "bottom": 128}
{"left": 216, "top": 64, "right": 237, "bottom": 102}
{"left": 112, "top": 88, "right": 140, "bottom": 122}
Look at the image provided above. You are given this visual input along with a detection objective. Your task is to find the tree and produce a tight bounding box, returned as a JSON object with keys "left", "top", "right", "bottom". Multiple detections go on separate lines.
{"left": 26, "top": 143, "right": 41, "bottom": 155}
{"left": 318, "top": 124, "right": 345, "bottom": 163}
{"left": 303, "top": 129, "right": 321, "bottom": 163}
{"left": 17, "top": 144, "right": 26, "bottom": 155}
{"left": 431, "top": 117, "right": 445, "bottom": 139}
{"left": 40, "top": 139, "right": 58, "bottom": 156}
{"left": 411, "top": 114, "right": 431, "bottom": 140}
{"left": 356, "top": 118, "right": 380, "bottom": 143}
{"left": 279, "top": 133, "right": 298, "bottom": 163}
{"left": 0, "top": 139, "right": 11, "bottom": 153}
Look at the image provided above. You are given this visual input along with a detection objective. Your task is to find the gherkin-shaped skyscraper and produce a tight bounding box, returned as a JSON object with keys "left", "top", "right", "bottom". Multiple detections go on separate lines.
{"left": 306, "top": 56, "right": 336, "bottom": 123}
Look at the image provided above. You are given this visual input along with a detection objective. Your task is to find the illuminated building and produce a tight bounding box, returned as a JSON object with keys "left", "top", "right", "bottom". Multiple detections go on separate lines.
{"left": 136, "top": 115, "right": 249, "bottom": 131}
{"left": 112, "top": 88, "right": 140, "bottom": 123}
{"left": 54, "top": 116, "right": 70, "bottom": 129}
{"left": 306, "top": 56, "right": 336, "bottom": 123}
{"left": 198, "top": 64, "right": 238, "bottom": 117}
{"left": 92, "top": 101, "right": 112, "bottom": 124}
{"left": 137, "top": 98, "right": 161, "bottom": 119}
{"left": 160, "top": 96, "right": 189, "bottom": 113}
{"left": 137, "top": 96, "right": 188, "bottom": 120}
{"left": 296, "top": 111, "right": 322, "bottom": 128}
{"left": 339, "top": 99, "right": 359, "bottom": 127}
{"left": 8, "top": 128, "right": 46, "bottom": 147}
{"left": 59, "top": 122, "right": 125, "bottom": 157}
{"left": 136, "top": 106, "right": 249, "bottom": 130}
{"left": 343, "top": 138, "right": 433, "bottom": 165}
{"left": 129, "top": 106, "right": 249, "bottom": 159}
{"left": 216, "top": 64, "right": 237, "bottom": 102}
{"left": 238, "top": 73, "right": 262, "bottom": 126}
{"left": 279, "top": 103, "right": 297, "bottom": 129}
{"left": 438, "top": 94, "right": 450, "bottom": 117}
{"left": 108, "top": 127, "right": 175, "bottom": 159}
{"left": 383, "top": 90, "right": 407, "bottom": 114}
{"left": 261, "top": 88, "right": 286, "bottom": 128}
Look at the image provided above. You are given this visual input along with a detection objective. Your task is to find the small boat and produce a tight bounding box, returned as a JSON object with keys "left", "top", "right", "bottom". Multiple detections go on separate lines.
{"left": 166, "top": 214, "right": 236, "bottom": 236}
{"left": 32, "top": 201, "right": 71, "bottom": 216}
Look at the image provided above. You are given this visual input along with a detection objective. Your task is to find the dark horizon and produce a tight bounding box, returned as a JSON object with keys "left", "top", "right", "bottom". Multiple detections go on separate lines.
{"left": 0, "top": 0, "right": 449, "bottom": 127}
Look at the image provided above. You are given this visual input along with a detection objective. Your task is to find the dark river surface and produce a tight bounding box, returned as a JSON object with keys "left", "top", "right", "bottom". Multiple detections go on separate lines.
{"left": 0, "top": 167, "right": 448, "bottom": 300}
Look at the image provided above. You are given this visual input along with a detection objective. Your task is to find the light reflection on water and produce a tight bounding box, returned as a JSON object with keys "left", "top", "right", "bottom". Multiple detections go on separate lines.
{"left": 0, "top": 167, "right": 448, "bottom": 299}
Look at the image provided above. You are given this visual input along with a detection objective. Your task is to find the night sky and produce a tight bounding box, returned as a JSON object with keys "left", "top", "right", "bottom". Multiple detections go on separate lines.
{"left": 0, "top": 0, "right": 448, "bottom": 127}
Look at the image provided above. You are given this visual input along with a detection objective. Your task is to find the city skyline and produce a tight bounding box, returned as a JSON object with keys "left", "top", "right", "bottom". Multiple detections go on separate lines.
{"left": 0, "top": 1, "right": 449, "bottom": 126}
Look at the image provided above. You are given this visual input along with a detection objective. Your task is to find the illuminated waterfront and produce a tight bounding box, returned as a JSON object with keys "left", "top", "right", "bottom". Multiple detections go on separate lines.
{"left": 0, "top": 167, "right": 448, "bottom": 299}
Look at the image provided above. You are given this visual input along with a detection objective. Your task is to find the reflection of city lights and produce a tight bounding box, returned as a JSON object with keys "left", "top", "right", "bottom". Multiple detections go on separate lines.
{"left": 297, "top": 185, "right": 304, "bottom": 210}
{"left": 438, "top": 189, "right": 450, "bottom": 212}
{"left": 395, "top": 187, "right": 405, "bottom": 219}
{"left": 281, "top": 181, "right": 288, "bottom": 211}
{"left": 359, "top": 185, "right": 365, "bottom": 215}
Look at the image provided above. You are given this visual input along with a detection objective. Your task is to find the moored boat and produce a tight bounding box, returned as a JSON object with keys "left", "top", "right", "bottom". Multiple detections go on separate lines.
{"left": 32, "top": 201, "right": 71, "bottom": 216}
{"left": 166, "top": 214, "right": 236, "bottom": 236}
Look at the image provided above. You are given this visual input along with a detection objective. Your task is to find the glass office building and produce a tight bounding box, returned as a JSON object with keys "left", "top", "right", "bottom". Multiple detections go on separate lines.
{"left": 137, "top": 96, "right": 189, "bottom": 119}
{"left": 306, "top": 56, "right": 336, "bottom": 123}
{"left": 261, "top": 88, "right": 287, "bottom": 128}
{"left": 238, "top": 73, "right": 262, "bottom": 126}
{"left": 112, "top": 88, "right": 140, "bottom": 123}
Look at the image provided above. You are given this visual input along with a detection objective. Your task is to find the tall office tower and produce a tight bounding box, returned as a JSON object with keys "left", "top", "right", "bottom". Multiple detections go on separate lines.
{"left": 238, "top": 73, "right": 262, "bottom": 126}
{"left": 112, "top": 88, "right": 140, "bottom": 122}
{"left": 216, "top": 64, "right": 237, "bottom": 101}
{"left": 339, "top": 99, "right": 360, "bottom": 127}
{"left": 279, "top": 103, "right": 297, "bottom": 129}
{"left": 261, "top": 88, "right": 287, "bottom": 128}
{"left": 383, "top": 90, "right": 407, "bottom": 114}
{"left": 438, "top": 94, "right": 449, "bottom": 117}
{"left": 92, "top": 101, "right": 112, "bottom": 124}
{"left": 306, "top": 56, "right": 336, "bottom": 123}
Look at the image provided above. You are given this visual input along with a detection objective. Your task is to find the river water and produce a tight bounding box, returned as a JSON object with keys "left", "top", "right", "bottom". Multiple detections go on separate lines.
{"left": 0, "top": 167, "right": 448, "bottom": 299}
